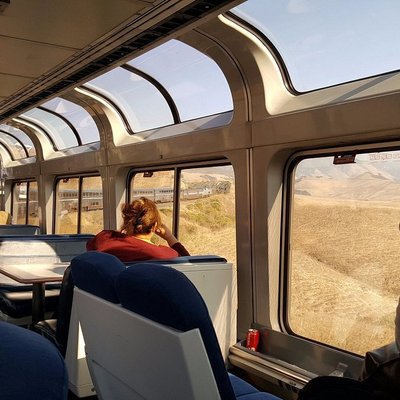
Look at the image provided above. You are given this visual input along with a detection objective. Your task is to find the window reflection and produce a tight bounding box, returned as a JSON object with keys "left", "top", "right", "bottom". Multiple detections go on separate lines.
{"left": 55, "top": 178, "right": 79, "bottom": 233}
{"left": 42, "top": 98, "right": 99, "bottom": 144}
{"left": 21, "top": 108, "right": 78, "bottom": 149}
{"left": 0, "top": 124, "right": 35, "bottom": 157}
{"left": 12, "top": 182, "right": 28, "bottom": 224}
{"left": 86, "top": 68, "right": 173, "bottom": 132}
{"left": 129, "top": 40, "right": 233, "bottom": 121}
{"left": 0, "top": 133, "right": 26, "bottom": 159}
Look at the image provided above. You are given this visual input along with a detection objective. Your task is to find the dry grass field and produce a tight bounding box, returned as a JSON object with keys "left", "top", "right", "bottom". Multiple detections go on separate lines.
{"left": 291, "top": 194, "right": 399, "bottom": 354}
{"left": 155, "top": 193, "right": 237, "bottom": 265}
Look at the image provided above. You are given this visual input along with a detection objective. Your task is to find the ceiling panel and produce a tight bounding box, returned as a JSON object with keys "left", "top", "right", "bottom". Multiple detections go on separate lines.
{"left": 0, "top": 36, "right": 78, "bottom": 77}
{"left": 0, "top": 0, "right": 155, "bottom": 49}
{"left": 0, "top": 74, "right": 32, "bottom": 97}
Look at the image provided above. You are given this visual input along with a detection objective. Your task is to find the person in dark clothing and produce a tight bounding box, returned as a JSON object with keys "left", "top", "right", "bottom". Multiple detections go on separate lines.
{"left": 87, "top": 197, "right": 190, "bottom": 262}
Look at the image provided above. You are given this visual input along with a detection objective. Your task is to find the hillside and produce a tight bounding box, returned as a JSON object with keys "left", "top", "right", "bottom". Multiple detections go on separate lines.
{"left": 291, "top": 194, "right": 399, "bottom": 354}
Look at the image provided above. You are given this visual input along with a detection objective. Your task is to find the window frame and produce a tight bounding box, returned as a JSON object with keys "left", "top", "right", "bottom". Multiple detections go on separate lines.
{"left": 229, "top": 2, "right": 400, "bottom": 94}
{"left": 11, "top": 179, "right": 37, "bottom": 225}
{"left": 0, "top": 130, "right": 30, "bottom": 159}
{"left": 282, "top": 143, "right": 400, "bottom": 354}
{"left": 128, "top": 159, "right": 232, "bottom": 239}
{"left": 53, "top": 173, "right": 103, "bottom": 234}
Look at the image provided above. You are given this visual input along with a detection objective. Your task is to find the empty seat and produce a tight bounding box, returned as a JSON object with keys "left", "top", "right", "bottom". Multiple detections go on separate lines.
{"left": 71, "top": 252, "right": 281, "bottom": 400}
{"left": 0, "top": 234, "right": 93, "bottom": 325}
{"left": 0, "top": 321, "right": 68, "bottom": 400}
{"left": 35, "top": 266, "right": 74, "bottom": 355}
{"left": 0, "top": 224, "right": 40, "bottom": 235}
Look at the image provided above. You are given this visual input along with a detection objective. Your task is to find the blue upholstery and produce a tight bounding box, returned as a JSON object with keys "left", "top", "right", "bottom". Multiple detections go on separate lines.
{"left": 117, "top": 263, "right": 235, "bottom": 399}
{"left": 126, "top": 255, "right": 227, "bottom": 265}
{"left": 0, "top": 321, "right": 68, "bottom": 399}
{"left": 0, "top": 224, "right": 40, "bottom": 235}
{"left": 228, "top": 373, "right": 281, "bottom": 399}
{"left": 72, "top": 252, "right": 281, "bottom": 400}
{"left": 71, "top": 251, "right": 125, "bottom": 303}
{"left": 116, "top": 263, "right": 281, "bottom": 400}
{"left": 229, "top": 373, "right": 259, "bottom": 396}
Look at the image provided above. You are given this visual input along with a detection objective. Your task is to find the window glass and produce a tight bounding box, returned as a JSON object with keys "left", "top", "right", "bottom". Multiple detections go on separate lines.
{"left": 129, "top": 39, "right": 233, "bottom": 122}
{"left": 12, "top": 182, "right": 27, "bottom": 224}
{"left": 130, "top": 170, "right": 174, "bottom": 244}
{"left": 86, "top": 68, "right": 174, "bottom": 132}
{"left": 21, "top": 108, "right": 78, "bottom": 149}
{"left": 129, "top": 164, "right": 236, "bottom": 263}
{"left": 0, "top": 133, "right": 26, "bottom": 159}
{"left": 179, "top": 165, "right": 236, "bottom": 265}
{"left": 27, "top": 181, "right": 39, "bottom": 225}
{"left": 55, "top": 178, "right": 79, "bottom": 233}
{"left": 0, "top": 124, "right": 35, "bottom": 157}
{"left": 41, "top": 98, "right": 99, "bottom": 144}
{"left": 81, "top": 176, "right": 103, "bottom": 234}
{"left": 232, "top": 0, "right": 400, "bottom": 92}
{"left": 289, "top": 151, "right": 400, "bottom": 354}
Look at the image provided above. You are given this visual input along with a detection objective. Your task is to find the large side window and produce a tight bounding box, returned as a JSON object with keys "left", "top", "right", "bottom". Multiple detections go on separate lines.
{"left": 54, "top": 175, "right": 103, "bottom": 234}
{"left": 178, "top": 166, "right": 235, "bottom": 262}
{"left": 27, "top": 181, "right": 39, "bottom": 226}
{"left": 129, "top": 163, "right": 236, "bottom": 264}
{"left": 287, "top": 150, "right": 400, "bottom": 355}
{"left": 12, "top": 180, "right": 38, "bottom": 225}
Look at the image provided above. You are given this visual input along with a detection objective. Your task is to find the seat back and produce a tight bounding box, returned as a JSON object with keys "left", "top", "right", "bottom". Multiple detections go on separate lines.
{"left": 117, "top": 263, "right": 236, "bottom": 400}
{"left": 71, "top": 256, "right": 236, "bottom": 400}
{"left": 0, "top": 234, "right": 93, "bottom": 325}
{"left": 0, "top": 224, "right": 40, "bottom": 235}
{"left": 126, "top": 255, "right": 236, "bottom": 362}
{"left": 54, "top": 266, "right": 73, "bottom": 356}
{"left": 0, "top": 234, "right": 93, "bottom": 264}
{"left": 66, "top": 251, "right": 126, "bottom": 397}
{"left": 0, "top": 320, "right": 68, "bottom": 400}
{"left": 74, "top": 288, "right": 221, "bottom": 400}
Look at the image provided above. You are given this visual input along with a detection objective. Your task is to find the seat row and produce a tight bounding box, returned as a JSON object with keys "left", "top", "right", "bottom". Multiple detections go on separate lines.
{"left": 0, "top": 234, "right": 93, "bottom": 325}
{"left": 70, "top": 251, "right": 281, "bottom": 400}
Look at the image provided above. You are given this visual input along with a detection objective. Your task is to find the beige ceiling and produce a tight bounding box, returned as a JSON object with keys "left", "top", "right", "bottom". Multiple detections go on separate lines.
{"left": 0, "top": 0, "right": 208, "bottom": 120}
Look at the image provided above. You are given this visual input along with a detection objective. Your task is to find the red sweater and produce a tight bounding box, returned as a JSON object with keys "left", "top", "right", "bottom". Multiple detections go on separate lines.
{"left": 86, "top": 230, "right": 190, "bottom": 262}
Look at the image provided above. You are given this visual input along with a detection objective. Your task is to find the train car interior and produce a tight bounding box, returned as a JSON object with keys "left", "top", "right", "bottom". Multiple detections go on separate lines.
{"left": 0, "top": 0, "right": 399, "bottom": 399}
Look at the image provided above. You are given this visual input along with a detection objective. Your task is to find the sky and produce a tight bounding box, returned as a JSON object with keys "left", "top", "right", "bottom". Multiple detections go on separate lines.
{"left": 232, "top": 0, "right": 400, "bottom": 92}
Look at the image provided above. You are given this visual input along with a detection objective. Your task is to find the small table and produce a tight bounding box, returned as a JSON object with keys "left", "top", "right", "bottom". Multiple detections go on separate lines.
{"left": 0, "top": 262, "right": 69, "bottom": 325}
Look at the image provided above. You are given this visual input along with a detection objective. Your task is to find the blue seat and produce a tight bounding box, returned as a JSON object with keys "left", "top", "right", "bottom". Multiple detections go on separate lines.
{"left": 116, "top": 263, "right": 281, "bottom": 400}
{"left": 70, "top": 251, "right": 125, "bottom": 303}
{"left": 126, "top": 254, "right": 227, "bottom": 265}
{"left": 0, "top": 321, "right": 68, "bottom": 400}
{"left": 71, "top": 251, "right": 281, "bottom": 400}
{"left": 0, "top": 224, "right": 40, "bottom": 235}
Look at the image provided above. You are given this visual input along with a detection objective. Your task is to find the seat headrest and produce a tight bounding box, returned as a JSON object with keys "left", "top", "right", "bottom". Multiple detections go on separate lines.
{"left": 71, "top": 251, "right": 125, "bottom": 303}
{"left": 116, "top": 263, "right": 236, "bottom": 400}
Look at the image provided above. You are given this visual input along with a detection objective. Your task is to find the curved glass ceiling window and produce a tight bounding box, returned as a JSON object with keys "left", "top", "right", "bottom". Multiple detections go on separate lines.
{"left": 85, "top": 68, "right": 174, "bottom": 132}
{"left": 232, "top": 0, "right": 400, "bottom": 92}
{"left": 41, "top": 98, "right": 99, "bottom": 144}
{"left": 21, "top": 108, "right": 78, "bottom": 149}
{"left": 128, "top": 40, "right": 233, "bottom": 121}
{"left": 0, "top": 132, "right": 26, "bottom": 159}
{"left": 0, "top": 124, "right": 35, "bottom": 157}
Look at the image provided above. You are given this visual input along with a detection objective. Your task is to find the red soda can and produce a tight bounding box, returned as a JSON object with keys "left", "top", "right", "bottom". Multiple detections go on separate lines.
{"left": 246, "top": 329, "right": 259, "bottom": 351}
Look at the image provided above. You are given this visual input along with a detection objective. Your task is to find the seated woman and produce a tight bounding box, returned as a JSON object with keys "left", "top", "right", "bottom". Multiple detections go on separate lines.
{"left": 87, "top": 197, "right": 190, "bottom": 262}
